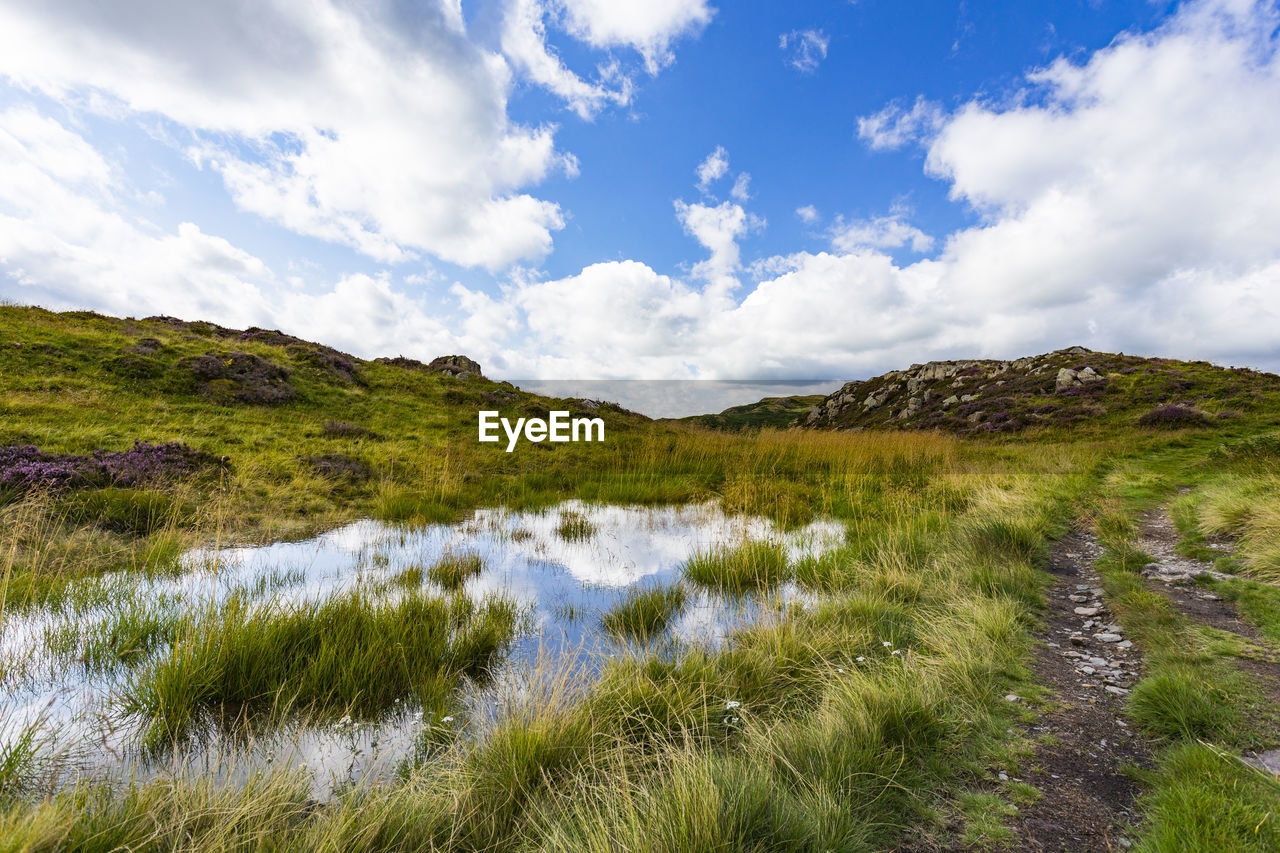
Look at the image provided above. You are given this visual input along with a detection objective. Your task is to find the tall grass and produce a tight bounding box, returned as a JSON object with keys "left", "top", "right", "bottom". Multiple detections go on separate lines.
{"left": 123, "top": 587, "right": 517, "bottom": 745}
{"left": 683, "top": 540, "right": 790, "bottom": 594}
{"left": 600, "top": 584, "right": 687, "bottom": 640}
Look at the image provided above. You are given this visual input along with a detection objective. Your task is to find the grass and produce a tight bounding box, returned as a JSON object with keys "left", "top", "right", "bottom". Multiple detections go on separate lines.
{"left": 426, "top": 552, "right": 485, "bottom": 590}
{"left": 554, "top": 510, "right": 596, "bottom": 541}
{"left": 5, "top": 306, "right": 1280, "bottom": 849}
{"left": 682, "top": 540, "right": 791, "bottom": 594}
{"left": 600, "top": 584, "right": 688, "bottom": 640}
{"left": 1132, "top": 743, "right": 1280, "bottom": 852}
{"left": 122, "top": 587, "right": 517, "bottom": 745}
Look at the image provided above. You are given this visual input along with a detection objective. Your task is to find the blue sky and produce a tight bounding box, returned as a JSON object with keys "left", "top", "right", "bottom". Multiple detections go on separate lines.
{"left": 1, "top": 0, "right": 1278, "bottom": 383}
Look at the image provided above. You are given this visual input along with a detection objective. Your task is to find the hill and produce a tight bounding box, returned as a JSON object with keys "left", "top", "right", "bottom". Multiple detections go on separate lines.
{"left": 0, "top": 305, "right": 649, "bottom": 531}
{"left": 671, "top": 394, "right": 825, "bottom": 431}
{"left": 799, "top": 346, "right": 1280, "bottom": 434}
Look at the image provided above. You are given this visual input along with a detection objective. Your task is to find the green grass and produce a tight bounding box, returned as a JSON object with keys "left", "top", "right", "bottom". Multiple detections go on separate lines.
{"left": 426, "top": 552, "right": 485, "bottom": 590}
{"left": 600, "top": 584, "right": 688, "bottom": 640}
{"left": 1132, "top": 743, "right": 1280, "bottom": 853}
{"left": 122, "top": 587, "right": 517, "bottom": 745}
{"left": 554, "top": 510, "right": 596, "bottom": 541}
{"left": 682, "top": 540, "right": 791, "bottom": 594}
{"left": 5, "top": 306, "right": 1280, "bottom": 850}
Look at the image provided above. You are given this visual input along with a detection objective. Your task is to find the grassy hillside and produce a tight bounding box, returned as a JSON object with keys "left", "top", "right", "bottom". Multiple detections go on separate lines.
{"left": 801, "top": 346, "right": 1280, "bottom": 435}
{"left": 2, "top": 306, "right": 1279, "bottom": 852}
{"left": 670, "top": 394, "right": 826, "bottom": 431}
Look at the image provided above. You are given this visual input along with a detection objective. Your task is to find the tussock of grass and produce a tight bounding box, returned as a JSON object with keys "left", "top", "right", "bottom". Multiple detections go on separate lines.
{"left": 554, "top": 510, "right": 595, "bottom": 541}
{"left": 1132, "top": 743, "right": 1280, "bottom": 852}
{"left": 426, "top": 552, "right": 484, "bottom": 590}
{"left": 1127, "top": 663, "right": 1243, "bottom": 741}
{"left": 682, "top": 540, "right": 790, "bottom": 594}
{"left": 124, "top": 588, "right": 516, "bottom": 745}
{"left": 600, "top": 585, "right": 687, "bottom": 640}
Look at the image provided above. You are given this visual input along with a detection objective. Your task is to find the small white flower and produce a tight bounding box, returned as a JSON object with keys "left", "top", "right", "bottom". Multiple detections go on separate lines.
{"left": 725, "top": 700, "right": 741, "bottom": 710}
{"left": 882, "top": 641, "right": 893, "bottom": 648}
{"left": 891, "top": 649, "right": 902, "bottom": 656}
{"left": 836, "top": 668, "right": 845, "bottom": 673}
{"left": 441, "top": 715, "right": 454, "bottom": 723}
{"left": 856, "top": 656, "right": 866, "bottom": 662}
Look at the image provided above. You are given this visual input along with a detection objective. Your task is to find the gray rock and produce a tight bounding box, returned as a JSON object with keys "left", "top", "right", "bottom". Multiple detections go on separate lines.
{"left": 1095, "top": 633, "right": 1124, "bottom": 643}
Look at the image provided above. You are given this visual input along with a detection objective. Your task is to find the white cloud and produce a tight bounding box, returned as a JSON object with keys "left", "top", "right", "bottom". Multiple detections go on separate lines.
{"left": 829, "top": 214, "right": 934, "bottom": 254}
{"left": 5, "top": 0, "right": 1280, "bottom": 385}
{"left": 557, "top": 0, "right": 714, "bottom": 73}
{"left": 500, "top": 0, "right": 633, "bottom": 120}
{"left": 0, "top": 0, "right": 569, "bottom": 271}
{"left": 779, "top": 29, "right": 829, "bottom": 73}
{"left": 674, "top": 199, "right": 764, "bottom": 286}
{"left": 730, "top": 172, "right": 752, "bottom": 202}
{"left": 0, "top": 106, "right": 474, "bottom": 361}
{"left": 695, "top": 146, "right": 730, "bottom": 192}
{"left": 856, "top": 96, "right": 945, "bottom": 151}
{"left": 795, "top": 205, "right": 820, "bottom": 224}
{"left": 486, "top": 0, "right": 1280, "bottom": 379}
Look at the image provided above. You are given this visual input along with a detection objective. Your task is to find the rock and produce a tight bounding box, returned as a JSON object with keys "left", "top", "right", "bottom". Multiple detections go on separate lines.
{"left": 1095, "top": 633, "right": 1124, "bottom": 643}
{"left": 426, "top": 354, "right": 483, "bottom": 379}
{"left": 942, "top": 395, "right": 959, "bottom": 407}
{"left": 1055, "top": 367, "right": 1080, "bottom": 391}
{"left": 960, "top": 393, "right": 979, "bottom": 403}
{"left": 1004, "top": 694, "right": 1021, "bottom": 702}
{"left": 1116, "top": 640, "right": 1133, "bottom": 650}
{"left": 1104, "top": 685, "right": 1130, "bottom": 696}
{"left": 1074, "top": 606, "right": 1100, "bottom": 616}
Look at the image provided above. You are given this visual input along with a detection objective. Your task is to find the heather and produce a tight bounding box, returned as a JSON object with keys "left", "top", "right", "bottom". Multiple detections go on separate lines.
{"left": 0, "top": 441, "right": 224, "bottom": 497}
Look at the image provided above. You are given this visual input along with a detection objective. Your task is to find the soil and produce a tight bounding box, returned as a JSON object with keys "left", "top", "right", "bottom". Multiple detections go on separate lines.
{"left": 1009, "top": 530, "right": 1151, "bottom": 852}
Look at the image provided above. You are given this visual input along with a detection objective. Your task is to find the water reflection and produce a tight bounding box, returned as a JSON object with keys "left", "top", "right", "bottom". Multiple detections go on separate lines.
{"left": 0, "top": 501, "right": 842, "bottom": 796}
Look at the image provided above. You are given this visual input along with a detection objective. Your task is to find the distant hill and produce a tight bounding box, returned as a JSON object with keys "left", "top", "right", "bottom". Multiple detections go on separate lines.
{"left": 799, "top": 347, "right": 1280, "bottom": 434}
{"left": 670, "top": 395, "right": 826, "bottom": 432}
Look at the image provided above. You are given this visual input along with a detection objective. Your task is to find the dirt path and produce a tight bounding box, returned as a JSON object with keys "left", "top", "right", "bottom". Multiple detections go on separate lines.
{"left": 1009, "top": 530, "right": 1150, "bottom": 852}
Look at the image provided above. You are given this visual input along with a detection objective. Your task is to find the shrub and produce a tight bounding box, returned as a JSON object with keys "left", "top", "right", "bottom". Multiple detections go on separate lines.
{"left": 0, "top": 441, "right": 224, "bottom": 496}
{"left": 1137, "top": 404, "right": 1211, "bottom": 428}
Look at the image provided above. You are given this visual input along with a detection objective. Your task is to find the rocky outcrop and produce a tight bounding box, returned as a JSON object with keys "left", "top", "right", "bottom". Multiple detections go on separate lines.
{"left": 374, "top": 354, "right": 484, "bottom": 379}
{"left": 801, "top": 346, "right": 1119, "bottom": 434}
{"left": 427, "top": 355, "right": 483, "bottom": 379}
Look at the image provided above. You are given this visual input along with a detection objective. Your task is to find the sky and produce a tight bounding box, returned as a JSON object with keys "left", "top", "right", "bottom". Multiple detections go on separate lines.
{"left": 1, "top": 0, "right": 1279, "bottom": 384}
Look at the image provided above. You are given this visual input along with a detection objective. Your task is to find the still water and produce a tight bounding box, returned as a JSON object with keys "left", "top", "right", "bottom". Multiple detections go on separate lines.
{"left": 0, "top": 501, "right": 842, "bottom": 795}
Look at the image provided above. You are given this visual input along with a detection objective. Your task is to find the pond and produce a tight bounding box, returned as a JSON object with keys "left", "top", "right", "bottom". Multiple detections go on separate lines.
{"left": 0, "top": 501, "right": 843, "bottom": 796}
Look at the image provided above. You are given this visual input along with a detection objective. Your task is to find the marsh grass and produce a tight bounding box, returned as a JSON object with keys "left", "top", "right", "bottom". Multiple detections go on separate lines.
{"left": 554, "top": 510, "right": 595, "bottom": 541}
{"left": 426, "top": 552, "right": 485, "bottom": 590}
{"left": 600, "top": 584, "right": 687, "bottom": 640}
{"left": 124, "top": 587, "right": 518, "bottom": 746}
{"left": 682, "top": 540, "right": 790, "bottom": 595}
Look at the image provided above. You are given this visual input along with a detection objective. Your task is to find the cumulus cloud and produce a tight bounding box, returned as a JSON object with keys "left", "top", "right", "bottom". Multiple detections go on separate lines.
{"left": 0, "top": 0, "right": 571, "bottom": 271}
{"left": 695, "top": 146, "right": 730, "bottom": 192}
{"left": 829, "top": 214, "right": 934, "bottom": 254}
{"left": 500, "top": 0, "right": 634, "bottom": 119}
{"left": 779, "top": 29, "right": 830, "bottom": 73}
{"left": 5, "top": 0, "right": 1280, "bottom": 384}
{"left": 730, "top": 172, "right": 752, "bottom": 202}
{"left": 490, "top": 0, "right": 1280, "bottom": 378}
{"left": 674, "top": 199, "right": 764, "bottom": 286}
{"left": 0, "top": 106, "right": 474, "bottom": 360}
{"left": 795, "top": 205, "right": 820, "bottom": 224}
{"left": 856, "top": 96, "right": 945, "bottom": 151}
{"left": 556, "top": 0, "right": 714, "bottom": 73}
